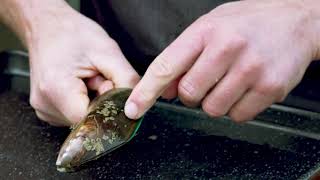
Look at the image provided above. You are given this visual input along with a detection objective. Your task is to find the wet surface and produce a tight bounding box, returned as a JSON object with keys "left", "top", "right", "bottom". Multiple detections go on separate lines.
{"left": 1, "top": 91, "right": 320, "bottom": 180}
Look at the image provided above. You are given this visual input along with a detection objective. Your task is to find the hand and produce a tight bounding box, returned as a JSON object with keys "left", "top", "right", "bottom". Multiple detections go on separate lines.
{"left": 125, "top": 0, "right": 320, "bottom": 122}
{"left": 28, "top": 7, "right": 139, "bottom": 126}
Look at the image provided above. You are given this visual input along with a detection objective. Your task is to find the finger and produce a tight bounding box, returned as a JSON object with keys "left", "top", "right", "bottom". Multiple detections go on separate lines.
{"left": 202, "top": 71, "right": 249, "bottom": 117}
{"left": 87, "top": 75, "right": 105, "bottom": 91}
{"left": 161, "top": 77, "right": 181, "bottom": 100}
{"left": 47, "top": 78, "right": 90, "bottom": 124}
{"left": 29, "top": 88, "right": 66, "bottom": 120}
{"left": 93, "top": 43, "right": 140, "bottom": 88}
{"left": 179, "top": 36, "right": 246, "bottom": 107}
{"left": 228, "top": 89, "right": 275, "bottom": 122}
{"left": 35, "top": 111, "right": 69, "bottom": 126}
{"left": 97, "top": 80, "right": 114, "bottom": 95}
{"left": 201, "top": 58, "right": 261, "bottom": 117}
{"left": 86, "top": 75, "right": 114, "bottom": 95}
{"left": 126, "top": 21, "right": 206, "bottom": 119}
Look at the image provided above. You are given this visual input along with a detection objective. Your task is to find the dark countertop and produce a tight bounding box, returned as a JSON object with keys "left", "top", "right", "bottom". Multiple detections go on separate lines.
{"left": 1, "top": 91, "right": 320, "bottom": 180}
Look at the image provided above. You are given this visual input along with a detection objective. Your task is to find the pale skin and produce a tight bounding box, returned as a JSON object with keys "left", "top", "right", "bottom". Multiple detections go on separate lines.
{"left": 0, "top": 0, "right": 139, "bottom": 126}
{"left": 125, "top": 0, "right": 320, "bottom": 121}
{"left": 0, "top": 0, "right": 319, "bottom": 126}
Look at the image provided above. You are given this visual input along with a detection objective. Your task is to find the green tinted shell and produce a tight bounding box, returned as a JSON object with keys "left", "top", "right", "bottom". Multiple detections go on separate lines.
{"left": 56, "top": 88, "right": 143, "bottom": 172}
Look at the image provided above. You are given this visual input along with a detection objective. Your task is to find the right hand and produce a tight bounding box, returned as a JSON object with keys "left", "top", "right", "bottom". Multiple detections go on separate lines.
{"left": 125, "top": 0, "right": 320, "bottom": 122}
{"left": 28, "top": 8, "right": 139, "bottom": 126}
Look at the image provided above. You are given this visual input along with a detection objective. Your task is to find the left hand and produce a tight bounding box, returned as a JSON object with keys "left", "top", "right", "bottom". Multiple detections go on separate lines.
{"left": 125, "top": 0, "right": 320, "bottom": 122}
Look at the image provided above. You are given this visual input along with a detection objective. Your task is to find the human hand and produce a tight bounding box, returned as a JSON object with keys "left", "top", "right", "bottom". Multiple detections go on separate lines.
{"left": 125, "top": 0, "right": 320, "bottom": 122}
{"left": 27, "top": 5, "right": 139, "bottom": 126}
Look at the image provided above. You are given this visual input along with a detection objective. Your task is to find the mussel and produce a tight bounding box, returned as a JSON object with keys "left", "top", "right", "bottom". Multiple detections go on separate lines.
{"left": 56, "top": 88, "right": 143, "bottom": 172}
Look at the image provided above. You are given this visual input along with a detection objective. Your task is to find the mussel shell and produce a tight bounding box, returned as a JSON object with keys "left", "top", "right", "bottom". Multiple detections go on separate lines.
{"left": 56, "top": 88, "right": 143, "bottom": 172}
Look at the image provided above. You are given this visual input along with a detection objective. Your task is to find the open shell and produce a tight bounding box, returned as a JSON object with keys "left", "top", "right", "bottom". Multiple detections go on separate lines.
{"left": 56, "top": 88, "right": 143, "bottom": 172}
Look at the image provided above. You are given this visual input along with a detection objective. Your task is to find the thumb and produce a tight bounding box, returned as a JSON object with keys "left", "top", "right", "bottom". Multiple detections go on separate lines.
{"left": 93, "top": 44, "right": 140, "bottom": 88}
{"left": 48, "top": 78, "right": 90, "bottom": 125}
{"left": 87, "top": 75, "right": 114, "bottom": 95}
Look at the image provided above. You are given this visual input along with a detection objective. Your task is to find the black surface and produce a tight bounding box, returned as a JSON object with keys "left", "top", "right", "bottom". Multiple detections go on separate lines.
{"left": 1, "top": 91, "right": 320, "bottom": 179}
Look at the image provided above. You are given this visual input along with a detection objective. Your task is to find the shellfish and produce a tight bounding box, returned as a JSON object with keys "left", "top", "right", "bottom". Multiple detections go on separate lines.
{"left": 56, "top": 88, "right": 143, "bottom": 172}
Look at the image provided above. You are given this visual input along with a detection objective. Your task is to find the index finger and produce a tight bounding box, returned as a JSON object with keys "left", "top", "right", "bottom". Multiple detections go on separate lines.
{"left": 125, "top": 22, "right": 206, "bottom": 119}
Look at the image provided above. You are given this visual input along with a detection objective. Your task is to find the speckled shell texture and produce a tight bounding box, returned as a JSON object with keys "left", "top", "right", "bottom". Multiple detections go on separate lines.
{"left": 56, "top": 88, "right": 143, "bottom": 172}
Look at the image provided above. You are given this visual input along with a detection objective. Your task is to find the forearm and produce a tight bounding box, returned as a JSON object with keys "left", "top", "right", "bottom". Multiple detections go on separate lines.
{"left": 0, "top": 0, "right": 75, "bottom": 48}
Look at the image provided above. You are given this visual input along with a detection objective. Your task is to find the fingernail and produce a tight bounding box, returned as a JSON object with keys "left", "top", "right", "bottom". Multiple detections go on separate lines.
{"left": 125, "top": 102, "right": 138, "bottom": 119}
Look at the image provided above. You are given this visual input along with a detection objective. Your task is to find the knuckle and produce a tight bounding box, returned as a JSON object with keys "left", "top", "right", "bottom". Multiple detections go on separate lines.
{"left": 149, "top": 57, "right": 174, "bottom": 80}
{"left": 255, "top": 78, "right": 287, "bottom": 100}
{"left": 229, "top": 34, "right": 248, "bottom": 50}
{"left": 38, "top": 82, "right": 55, "bottom": 100}
{"left": 213, "top": 2, "right": 237, "bottom": 12}
{"left": 106, "top": 39, "right": 121, "bottom": 52}
{"left": 253, "top": 84, "right": 271, "bottom": 97}
{"left": 95, "top": 38, "right": 121, "bottom": 56}
{"left": 202, "top": 100, "right": 225, "bottom": 117}
{"left": 211, "top": 2, "right": 243, "bottom": 17}
{"left": 196, "top": 14, "right": 216, "bottom": 34}
{"left": 214, "top": 35, "right": 248, "bottom": 60}
{"left": 64, "top": 113, "right": 82, "bottom": 124}
{"left": 180, "top": 15, "right": 208, "bottom": 48}
{"left": 38, "top": 82, "right": 49, "bottom": 95}
{"left": 238, "top": 60, "right": 263, "bottom": 79}
{"left": 38, "top": 75, "right": 57, "bottom": 97}
{"left": 178, "top": 80, "right": 199, "bottom": 104}
{"left": 29, "top": 94, "right": 42, "bottom": 111}
{"left": 194, "top": 16, "right": 248, "bottom": 52}
{"left": 216, "top": 43, "right": 232, "bottom": 58}
{"left": 228, "top": 109, "right": 248, "bottom": 123}
{"left": 99, "top": 37, "right": 117, "bottom": 49}
{"left": 194, "top": 15, "right": 219, "bottom": 45}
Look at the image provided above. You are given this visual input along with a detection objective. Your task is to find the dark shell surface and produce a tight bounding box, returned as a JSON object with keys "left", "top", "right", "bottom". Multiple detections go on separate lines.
{"left": 56, "top": 88, "right": 143, "bottom": 172}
